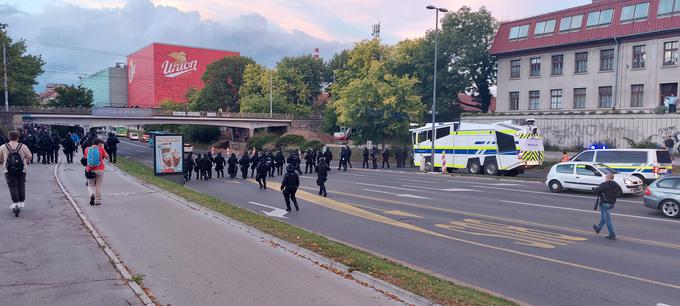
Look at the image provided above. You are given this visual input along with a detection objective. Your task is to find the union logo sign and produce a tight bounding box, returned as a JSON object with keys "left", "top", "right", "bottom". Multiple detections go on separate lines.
{"left": 161, "top": 51, "right": 198, "bottom": 78}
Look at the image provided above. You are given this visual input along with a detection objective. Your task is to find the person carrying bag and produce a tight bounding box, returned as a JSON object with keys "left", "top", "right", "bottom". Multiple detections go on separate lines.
{"left": 84, "top": 139, "right": 108, "bottom": 206}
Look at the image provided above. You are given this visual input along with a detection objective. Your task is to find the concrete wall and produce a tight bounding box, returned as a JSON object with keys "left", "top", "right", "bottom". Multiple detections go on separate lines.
{"left": 463, "top": 113, "right": 680, "bottom": 149}
{"left": 497, "top": 34, "right": 680, "bottom": 112}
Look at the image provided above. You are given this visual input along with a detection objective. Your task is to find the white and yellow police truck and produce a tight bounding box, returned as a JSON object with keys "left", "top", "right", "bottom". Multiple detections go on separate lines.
{"left": 411, "top": 120, "right": 544, "bottom": 176}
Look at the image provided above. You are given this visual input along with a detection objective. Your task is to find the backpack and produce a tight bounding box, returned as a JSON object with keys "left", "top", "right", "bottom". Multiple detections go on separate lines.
{"left": 87, "top": 146, "right": 102, "bottom": 167}
{"left": 5, "top": 144, "right": 24, "bottom": 175}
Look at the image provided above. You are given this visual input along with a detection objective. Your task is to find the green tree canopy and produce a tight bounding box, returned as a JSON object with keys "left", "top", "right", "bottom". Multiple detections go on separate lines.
{"left": 0, "top": 23, "right": 44, "bottom": 106}
{"left": 334, "top": 40, "right": 424, "bottom": 145}
{"left": 51, "top": 85, "right": 93, "bottom": 107}
{"left": 239, "top": 63, "right": 311, "bottom": 116}
{"left": 276, "top": 55, "right": 330, "bottom": 106}
{"left": 191, "top": 56, "right": 255, "bottom": 112}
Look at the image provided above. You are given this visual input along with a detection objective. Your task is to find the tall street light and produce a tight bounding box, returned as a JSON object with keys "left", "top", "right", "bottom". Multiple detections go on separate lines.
{"left": 426, "top": 5, "right": 448, "bottom": 170}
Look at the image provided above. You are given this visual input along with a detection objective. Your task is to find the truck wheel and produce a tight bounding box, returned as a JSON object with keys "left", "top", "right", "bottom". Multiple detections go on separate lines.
{"left": 467, "top": 161, "right": 481, "bottom": 174}
{"left": 548, "top": 180, "right": 563, "bottom": 193}
{"left": 484, "top": 162, "right": 499, "bottom": 176}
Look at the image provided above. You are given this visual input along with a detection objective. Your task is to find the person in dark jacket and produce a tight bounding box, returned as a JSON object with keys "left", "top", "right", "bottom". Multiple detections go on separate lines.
{"left": 304, "top": 149, "right": 315, "bottom": 174}
{"left": 345, "top": 146, "right": 352, "bottom": 169}
{"left": 266, "top": 151, "right": 275, "bottom": 177}
{"left": 337, "top": 147, "right": 346, "bottom": 171}
{"left": 194, "top": 154, "right": 202, "bottom": 180}
{"left": 362, "top": 147, "right": 369, "bottom": 168}
{"left": 256, "top": 159, "right": 269, "bottom": 189}
{"left": 227, "top": 153, "right": 238, "bottom": 179}
{"left": 50, "top": 132, "right": 60, "bottom": 164}
{"left": 214, "top": 153, "right": 226, "bottom": 178}
{"left": 199, "top": 154, "right": 212, "bottom": 181}
{"left": 36, "top": 131, "right": 49, "bottom": 164}
{"left": 280, "top": 165, "right": 300, "bottom": 211}
{"left": 105, "top": 133, "right": 120, "bottom": 163}
{"left": 371, "top": 147, "right": 378, "bottom": 169}
{"left": 592, "top": 173, "right": 622, "bottom": 240}
{"left": 206, "top": 152, "right": 214, "bottom": 179}
{"left": 183, "top": 152, "right": 195, "bottom": 182}
{"left": 275, "top": 150, "right": 285, "bottom": 176}
{"left": 323, "top": 148, "right": 333, "bottom": 172}
{"left": 250, "top": 150, "right": 259, "bottom": 178}
{"left": 316, "top": 157, "right": 329, "bottom": 197}
{"left": 239, "top": 152, "right": 250, "bottom": 179}
{"left": 382, "top": 147, "right": 390, "bottom": 168}
{"left": 62, "top": 133, "right": 77, "bottom": 164}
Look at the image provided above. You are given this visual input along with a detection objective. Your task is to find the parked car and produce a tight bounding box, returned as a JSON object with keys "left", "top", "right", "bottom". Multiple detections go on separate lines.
{"left": 141, "top": 133, "right": 150, "bottom": 142}
{"left": 571, "top": 149, "right": 672, "bottom": 183}
{"left": 128, "top": 132, "right": 139, "bottom": 141}
{"left": 546, "top": 162, "right": 644, "bottom": 194}
{"left": 643, "top": 175, "right": 680, "bottom": 218}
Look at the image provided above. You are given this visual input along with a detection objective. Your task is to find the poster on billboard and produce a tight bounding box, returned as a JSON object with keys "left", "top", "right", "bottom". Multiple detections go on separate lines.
{"left": 153, "top": 134, "right": 184, "bottom": 176}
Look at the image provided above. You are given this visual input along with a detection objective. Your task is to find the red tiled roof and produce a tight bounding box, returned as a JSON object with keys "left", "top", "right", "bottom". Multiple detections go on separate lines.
{"left": 491, "top": 0, "right": 680, "bottom": 56}
{"left": 458, "top": 94, "right": 497, "bottom": 112}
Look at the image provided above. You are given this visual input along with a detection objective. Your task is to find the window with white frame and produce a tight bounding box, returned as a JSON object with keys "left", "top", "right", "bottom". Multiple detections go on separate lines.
{"left": 534, "top": 20, "right": 557, "bottom": 36}
{"left": 559, "top": 14, "right": 583, "bottom": 32}
{"left": 587, "top": 9, "right": 613, "bottom": 27}
{"left": 550, "top": 89, "right": 563, "bottom": 109}
{"left": 509, "top": 24, "right": 530, "bottom": 39}
{"left": 621, "top": 2, "right": 650, "bottom": 21}
{"left": 658, "top": 0, "right": 680, "bottom": 16}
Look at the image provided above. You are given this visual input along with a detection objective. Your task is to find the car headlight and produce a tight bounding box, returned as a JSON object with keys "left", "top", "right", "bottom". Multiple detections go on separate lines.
{"left": 623, "top": 178, "right": 635, "bottom": 185}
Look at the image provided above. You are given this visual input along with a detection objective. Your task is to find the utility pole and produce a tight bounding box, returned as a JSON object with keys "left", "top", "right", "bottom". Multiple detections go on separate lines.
{"left": 2, "top": 43, "right": 8, "bottom": 112}
{"left": 269, "top": 70, "right": 273, "bottom": 118}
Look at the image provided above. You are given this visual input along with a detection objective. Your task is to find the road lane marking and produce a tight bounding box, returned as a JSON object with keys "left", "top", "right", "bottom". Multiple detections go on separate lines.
{"left": 383, "top": 210, "right": 424, "bottom": 219}
{"left": 362, "top": 189, "right": 431, "bottom": 200}
{"left": 356, "top": 183, "right": 422, "bottom": 192}
{"left": 491, "top": 183, "right": 521, "bottom": 186}
{"left": 500, "top": 200, "right": 680, "bottom": 223}
{"left": 465, "top": 184, "right": 641, "bottom": 204}
{"left": 273, "top": 185, "right": 680, "bottom": 290}
{"left": 340, "top": 173, "right": 368, "bottom": 177}
{"left": 435, "top": 219, "right": 587, "bottom": 249}
{"left": 248, "top": 201, "right": 288, "bottom": 218}
{"left": 401, "top": 184, "right": 476, "bottom": 192}
{"left": 394, "top": 178, "right": 439, "bottom": 184}
{"left": 301, "top": 187, "right": 680, "bottom": 250}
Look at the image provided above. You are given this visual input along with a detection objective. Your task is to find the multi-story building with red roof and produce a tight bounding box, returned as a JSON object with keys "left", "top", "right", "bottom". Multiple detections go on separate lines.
{"left": 491, "top": 0, "right": 680, "bottom": 112}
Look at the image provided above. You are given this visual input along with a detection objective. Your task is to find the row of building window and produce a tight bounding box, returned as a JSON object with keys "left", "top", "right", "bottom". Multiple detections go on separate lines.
{"left": 508, "top": 85, "right": 646, "bottom": 110}
{"left": 509, "top": 1, "right": 678, "bottom": 40}
{"left": 510, "top": 41, "right": 679, "bottom": 78}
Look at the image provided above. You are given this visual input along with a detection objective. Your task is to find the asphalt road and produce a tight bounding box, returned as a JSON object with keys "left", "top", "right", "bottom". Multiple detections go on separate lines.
{"left": 117, "top": 139, "right": 680, "bottom": 306}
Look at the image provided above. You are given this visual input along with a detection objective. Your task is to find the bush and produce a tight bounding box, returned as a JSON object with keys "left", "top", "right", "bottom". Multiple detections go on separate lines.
{"left": 301, "top": 140, "right": 324, "bottom": 151}
{"left": 247, "top": 133, "right": 278, "bottom": 150}
{"left": 275, "top": 135, "right": 306, "bottom": 148}
{"left": 654, "top": 105, "right": 667, "bottom": 114}
{"left": 623, "top": 136, "right": 658, "bottom": 149}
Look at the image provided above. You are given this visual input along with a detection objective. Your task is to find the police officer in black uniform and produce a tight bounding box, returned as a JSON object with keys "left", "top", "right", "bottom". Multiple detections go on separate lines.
{"left": 275, "top": 150, "right": 285, "bottom": 176}
{"left": 239, "top": 152, "right": 250, "bottom": 179}
{"left": 280, "top": 165, "right": 300, "bottom": 212}
{"left": 382, "top": 147, "right": 390, "bottom": 168}
{"left": 227, "top": 153, "right": 238, "bottom": 179}
{"left": 250, "top": 150, "right": 259, "bottom": 178}
{"left": 316, "top": 157, "right": 329, "bottom": 197}
{"left": 362, "top": 147, "right": 369, "bottom": 168}
{"left": 256, "top": 159, "right": 269, "bottom": 189}
{"left": 214, "top": 152, "right": 226, "bottom": 178}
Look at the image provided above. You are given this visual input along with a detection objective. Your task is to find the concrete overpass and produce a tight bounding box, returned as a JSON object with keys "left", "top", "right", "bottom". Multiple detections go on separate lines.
{"left": 11, "top": 107, "right": 321, "bottom": 136}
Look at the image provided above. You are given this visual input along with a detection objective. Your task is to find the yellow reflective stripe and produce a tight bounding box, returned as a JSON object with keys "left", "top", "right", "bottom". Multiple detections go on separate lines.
{"left": 499, "top": 129, "right": 517, "bottom": 134}
{"left": 451, "top": 130, "right": 494, "bottom": 135}
{"left": 415, "top": 146, "right": 498, "bottom": 150}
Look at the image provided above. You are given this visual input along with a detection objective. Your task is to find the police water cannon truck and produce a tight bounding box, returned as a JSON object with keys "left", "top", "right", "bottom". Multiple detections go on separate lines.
{"left": 411, "top": 120, "right": 544, "bottom": 176}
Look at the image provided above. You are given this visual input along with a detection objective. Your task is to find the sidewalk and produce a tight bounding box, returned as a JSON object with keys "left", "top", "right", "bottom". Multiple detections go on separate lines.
{"left": 56, "top": 160, "right": 402, "bottom": 305}
{"left": 0, "top": 163, "right": 140, "bottom": 305}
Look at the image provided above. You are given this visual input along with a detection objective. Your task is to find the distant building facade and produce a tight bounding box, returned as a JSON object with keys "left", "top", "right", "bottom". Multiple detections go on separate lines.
{"left": 491, "top": 0, "right": 680, "bottom": 112}
{"left": 127, "top": 43, "right": 239, "bottom": 108}
{"left": 38, "top": 83, "right": 65, "bottom": 105}
{"left": 80, "top": 64, "right": 128, "bottom": 108}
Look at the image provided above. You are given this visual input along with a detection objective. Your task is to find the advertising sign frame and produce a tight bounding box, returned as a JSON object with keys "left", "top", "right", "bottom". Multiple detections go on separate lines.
{"left": 152, "top": 133, "right": 184, "bottom": 176}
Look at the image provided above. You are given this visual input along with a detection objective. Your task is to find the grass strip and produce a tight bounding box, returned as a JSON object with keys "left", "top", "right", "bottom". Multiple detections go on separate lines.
{"left": 116, "top": 157, "right": 517, "bottom": 306}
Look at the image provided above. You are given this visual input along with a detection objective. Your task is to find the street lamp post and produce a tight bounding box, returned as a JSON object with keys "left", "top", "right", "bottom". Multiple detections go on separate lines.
{"left": 269, "top": 69, "right": 273, "bottom": 118}
{"left": 426, "top": 5, "right": 448, "bottom": 170}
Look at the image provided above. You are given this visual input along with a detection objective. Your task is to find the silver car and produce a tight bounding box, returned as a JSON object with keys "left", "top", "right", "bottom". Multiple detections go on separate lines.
{"left": 643, "top": 175, "right": 680, "bottom": 218}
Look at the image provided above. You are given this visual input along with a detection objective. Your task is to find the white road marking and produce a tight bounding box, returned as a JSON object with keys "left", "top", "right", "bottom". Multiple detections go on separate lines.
{"left": 361, "top": 189, "right": 430, "bottom": 200}
{"left": 340, "top": 173, "right": 368, "bottom": 177}
{"left": 500, "top": 200, "right": 680, "bottom": 223}
{"left": 394, "top": 178, "right": 439, "bottom": 184}
{"left": 491, "top": 183, "right": 521, "bottom": 186}
{"left": 248, "top": 201, "right": 288, "bottom": 218}
{"left": 466, "top": 184, "right": 641, "bottom": 204}
{"left": 656, "top": 303, "right": 672, "bottom": 306}
{"left": 401, "top": 184, "right": 476, "bottom": 192}
{"left": 356, "top": 182, "right": 421, "bottom": 192}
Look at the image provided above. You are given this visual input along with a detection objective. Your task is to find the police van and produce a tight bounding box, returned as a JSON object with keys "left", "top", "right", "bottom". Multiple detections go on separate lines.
{"left": 411, "top": 120, "right": 544, "bottom": 176}
{"left": 571, "top": 149, "right": 672, "bottom": 183}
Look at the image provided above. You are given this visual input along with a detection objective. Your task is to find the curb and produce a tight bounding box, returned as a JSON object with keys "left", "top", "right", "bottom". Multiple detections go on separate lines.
{"left": 107, "top": 163, "right": 438, "bottom": 306}
{"left": 53, "top": 159, "right": 155, "bottom": 306}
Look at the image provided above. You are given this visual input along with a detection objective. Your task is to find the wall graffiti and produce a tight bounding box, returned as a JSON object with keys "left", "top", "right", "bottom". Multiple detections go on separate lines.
{"left": 550, "top": 130, "right": 568, "bottom": 144}
{"left": 657, "top": 126, "right": 679, "bottom": 139}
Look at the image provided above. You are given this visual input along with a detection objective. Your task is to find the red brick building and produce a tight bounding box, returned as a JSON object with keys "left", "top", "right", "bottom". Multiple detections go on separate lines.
{"left": 127, "top": 43, "right": 239, "bottom": 108}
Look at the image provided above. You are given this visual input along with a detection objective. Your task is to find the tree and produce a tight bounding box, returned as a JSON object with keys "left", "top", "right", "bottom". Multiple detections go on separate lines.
{"left": 276, "top": 55, "right": 330, "bottom": 106}
{"left": 439, "top": 7, "right": 498, "bottom": 113}
{"left": 334, "top": 40, "right": 424, "bottom": 145}
{"left": 51, "top": 85, "right": 93, "bottom": 107}
{"left": 192, "top": 56, "right": 255, "bottom": 112}
{"left": 0, "top": 23, "right": 44, "bottom": 106}
{"left": 239, "top": 63, "right": 310, "bottom": 115}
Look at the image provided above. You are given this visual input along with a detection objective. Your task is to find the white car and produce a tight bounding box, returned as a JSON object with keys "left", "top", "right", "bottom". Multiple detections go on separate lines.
{"left": 546, "top": 162, "right": 644, "bottom": 194}
{"left": 128, "top": 132, "right": 139, "bottom": 140}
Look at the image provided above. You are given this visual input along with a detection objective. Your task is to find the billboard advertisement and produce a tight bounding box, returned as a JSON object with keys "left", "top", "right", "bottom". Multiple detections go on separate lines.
{"left": 153, "top": 134, "right": 184, "bottom": 176}
{"left": 127, "top": 43, "right": 239, "bottom": 108}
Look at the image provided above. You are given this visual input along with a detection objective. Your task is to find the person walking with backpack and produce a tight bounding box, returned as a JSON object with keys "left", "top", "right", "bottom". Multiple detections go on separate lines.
{"left": 84, "top": 138, "right": 108, "bottom": 206}
{"left": 592, "top": 173, "right": 623, "bottom": 240}
{"left": 0, "top": 131, "right": 32, "bottom": 217}
{"left": 280, "top": 165, "right": 300, "bottom": 212}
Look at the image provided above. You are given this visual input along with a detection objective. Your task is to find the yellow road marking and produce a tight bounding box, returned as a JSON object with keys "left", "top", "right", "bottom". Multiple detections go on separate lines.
{"left": 239, "top": 182, "right": 680, "bottom": 290}
{"left": 383, "top": 210, "right": 424, "bottom": 219}
{"left": 303, "top": 187, "right": 680, "bottom": 251}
